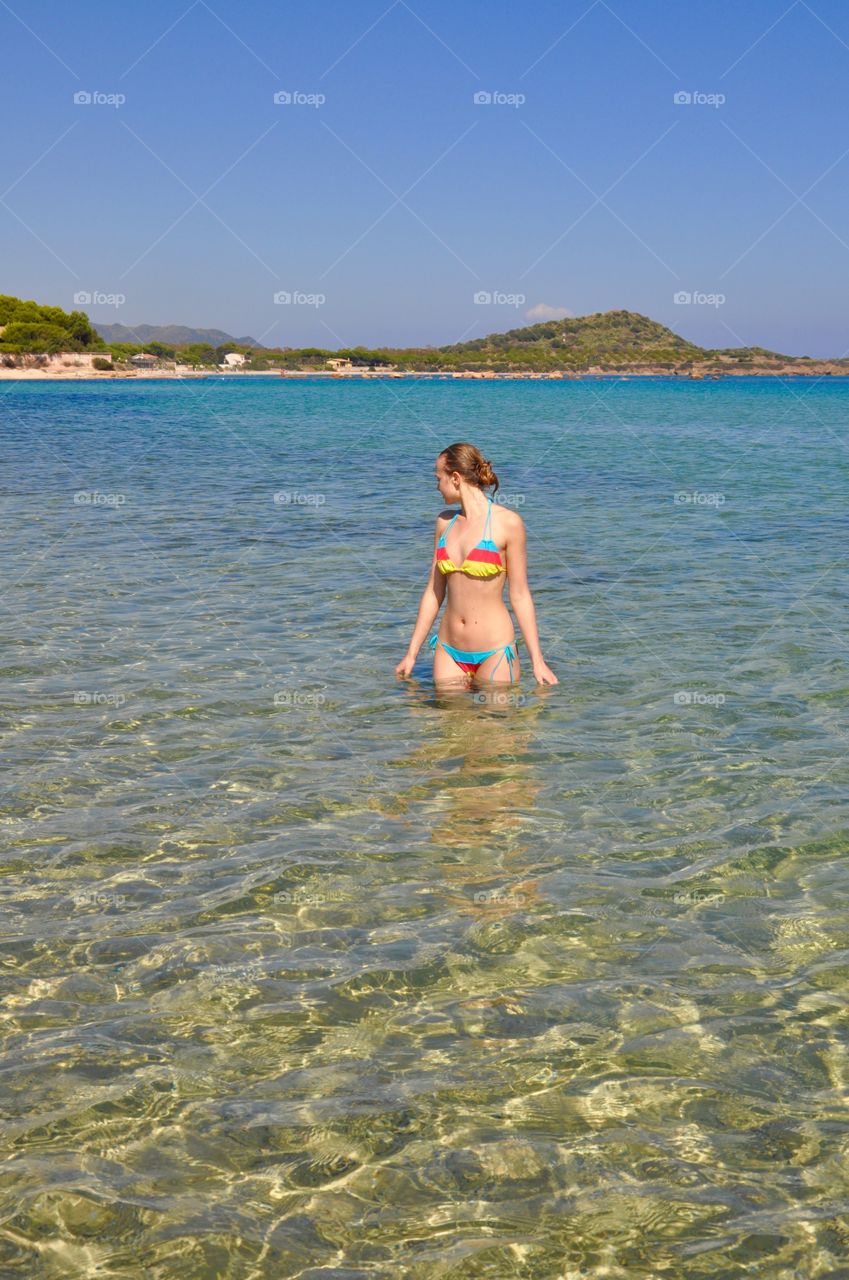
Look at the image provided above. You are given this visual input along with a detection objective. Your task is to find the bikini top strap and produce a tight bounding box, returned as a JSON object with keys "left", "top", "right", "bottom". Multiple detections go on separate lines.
{"left": 483, "top": 496, "right": 493, "bottom": 541}
{"left": 440, "top": 511, "right": 459, "bottom": 544}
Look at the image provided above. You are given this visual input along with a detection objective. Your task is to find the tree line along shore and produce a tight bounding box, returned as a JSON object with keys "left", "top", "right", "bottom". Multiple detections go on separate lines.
{"left": 1, "top": 294, "right": 844, "bottom": 379}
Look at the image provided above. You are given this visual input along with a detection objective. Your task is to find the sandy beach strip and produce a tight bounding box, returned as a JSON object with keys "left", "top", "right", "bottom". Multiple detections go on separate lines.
{"left": 0, "top": 366, "right": 845, "bottom": 381}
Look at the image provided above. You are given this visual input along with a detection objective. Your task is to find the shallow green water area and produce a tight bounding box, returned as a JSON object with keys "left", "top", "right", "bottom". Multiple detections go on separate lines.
{"left": 1, "top": 377, "right": 848, "bottom": 1278}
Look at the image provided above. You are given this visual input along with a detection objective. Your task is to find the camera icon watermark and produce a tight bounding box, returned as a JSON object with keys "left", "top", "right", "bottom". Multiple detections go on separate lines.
{"left": 272, "top": 90, "right": 325, "bottom": 108}
{"left": 673, "top": 290, "right": 726, "bottom": 308}
{"left": 273, "top": 889, "right": 328, "bottom": 905}
{"left": 473, "top": 290, "right": 526, "bottom": 307}
{"left": 73, "top": 490, "right": 126, "bottom": 506}
{"left": 673, "top": 690, "right": 726, "bottom": 706}
{"left": 273, "top": 290, "right": 325, "bottom": 307}
{"left": 673, "top": 490, "right": 725, "bottom": 506}
{"left": 273, "top": 490, "right": 326, "bottom": 506}
{"left": 673, "top": 90, "right": 725, "bottom": 108}
{"left": 473, "top": 90, "right": 525, "bottom": 108}
{"left": 493, "top": 491, "right": 525, "bottom": 506}
{"left": 73, "top": 90, "right": 126, "bottom": 108}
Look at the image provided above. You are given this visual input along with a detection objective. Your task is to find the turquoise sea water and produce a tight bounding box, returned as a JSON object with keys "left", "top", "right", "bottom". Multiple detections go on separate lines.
{"left": 2, "top": 375, "right": 849, "bottom": 1278}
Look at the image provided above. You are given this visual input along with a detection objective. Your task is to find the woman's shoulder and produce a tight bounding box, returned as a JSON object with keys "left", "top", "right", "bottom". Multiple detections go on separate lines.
{"left": 492, "top": 501, "right": 525, "bottom": 534}
{"left": 436, "top": 507, "right": 459, "bottom": 527}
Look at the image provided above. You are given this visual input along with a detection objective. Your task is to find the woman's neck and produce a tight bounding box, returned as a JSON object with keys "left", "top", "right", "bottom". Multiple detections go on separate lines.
{"left": 458, "top": 487, "right": 489, "bottom": 519}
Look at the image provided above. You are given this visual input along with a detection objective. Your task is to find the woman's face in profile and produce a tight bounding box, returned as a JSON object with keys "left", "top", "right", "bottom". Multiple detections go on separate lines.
{"left": 434, "top": 458, "right": 457, "bottom": 502}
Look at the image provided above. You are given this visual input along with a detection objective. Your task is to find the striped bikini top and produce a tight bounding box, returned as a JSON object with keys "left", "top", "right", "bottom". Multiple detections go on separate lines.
{"left": 436, "top": 498, "right": 504, "bottom": 578}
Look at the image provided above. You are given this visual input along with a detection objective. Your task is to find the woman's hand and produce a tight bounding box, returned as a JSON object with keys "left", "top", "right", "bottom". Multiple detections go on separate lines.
{"left": 395, "top": 652, "right": 416, "bottom": 678}
{"left": 532, "top": 659, "right": 559, "bottom": 685}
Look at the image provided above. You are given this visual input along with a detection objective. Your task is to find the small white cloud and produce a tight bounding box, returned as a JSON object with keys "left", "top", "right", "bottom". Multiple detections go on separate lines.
{"left": 525, "top": 303, "right": 573, "bottom": 322}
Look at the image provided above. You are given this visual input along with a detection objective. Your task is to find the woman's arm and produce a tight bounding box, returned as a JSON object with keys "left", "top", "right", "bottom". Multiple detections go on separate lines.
{"left": 505, "top": 514, "right": 558, "bottom": 685}
{"left": 395, "top": 517, "right": 448, "bottom": 677}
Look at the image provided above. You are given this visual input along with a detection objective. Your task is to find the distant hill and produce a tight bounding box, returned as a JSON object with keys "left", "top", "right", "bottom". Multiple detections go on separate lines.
{"left": 280, "top": 309, "right": 835, "bottom": 374}
{"left": 94, "top": 322, "right": 259, "bottom": 348}
{"left": 434, "top": 309, "right": 789, "bottom": 367}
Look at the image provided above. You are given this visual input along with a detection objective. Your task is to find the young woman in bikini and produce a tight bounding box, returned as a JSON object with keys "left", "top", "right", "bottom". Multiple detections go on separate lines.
{"left": 395, "top": 442, "right": 558, "bottom": 687}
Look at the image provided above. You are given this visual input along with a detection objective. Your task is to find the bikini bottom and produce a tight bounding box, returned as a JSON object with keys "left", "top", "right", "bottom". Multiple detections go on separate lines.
{"left": 428, "top": 633, "right": 518, "bottom": 682}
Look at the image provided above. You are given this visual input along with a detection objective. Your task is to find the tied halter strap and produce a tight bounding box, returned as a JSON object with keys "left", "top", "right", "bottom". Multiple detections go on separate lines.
{"left": 435, "top": 497, "right": 504, "bottom": 578}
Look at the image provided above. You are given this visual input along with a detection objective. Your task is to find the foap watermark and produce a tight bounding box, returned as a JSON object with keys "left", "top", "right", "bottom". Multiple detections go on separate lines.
{"left": 674, "top": 290, "right": 726, "bottom": 308}
{"left": 493, "top": 491, "right": 525, "bottom": 507}
{"left": 273, "top": 690, "right": 327, "bottom": 707}
{"left": 473, "top": 689, "right": 527, "bottom": 708}
{"left": 73, "top": 90, "right": 125, "bottom": 108}
{"left": 473, "top": 90, "right": 525, "bottom": 108}
{"left": 74, "top": 690, "right": 127, "bottom": 707}
{"left": 207, "top": 960, "right": 269, "bottom": 988}
{"left": 273, "top": 490, "right": 326, "bottom": 506}
{"left": 273, "top": 90, "right": 325, "bottom": 108}
{"left": 674, "top": 490, "right": 725, "bottom": 506}
{"left": 273, "top": 290, "right": 325, "bottom": 307}
{"left": 474, "top": 889, "right": 527, "bottom": 907}
{"left": 673, "top": 890, "right": 725, "bottom": 907}
{"left": 273, "top": 889, "right": 329, "bottom": 905}
{"left": 72, "top": 889, "right": 128, "bottom": 909}
{"left": 673, "top": 90, "right": 725, "bottom": 108}
{"left": 674, "top": 690, "right": 726, "bottom": 706}
{"left": 74, "top": 490, "right": 126, "bottom": 507}
{"left": 473, "top": 290, "right": 526, "bottom": 307}
{"left": 73, "top": 290, "right": 126, "bottom": 308}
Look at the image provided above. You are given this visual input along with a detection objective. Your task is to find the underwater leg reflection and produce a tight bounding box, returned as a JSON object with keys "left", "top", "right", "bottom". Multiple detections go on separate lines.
{"left": 393, "top": 684, "right": 552, "bottom": 924}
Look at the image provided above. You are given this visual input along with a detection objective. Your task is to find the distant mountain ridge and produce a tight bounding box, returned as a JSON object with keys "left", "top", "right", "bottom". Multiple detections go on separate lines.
{"left": 94, "top": 322, "right": 259, "bottom": 348}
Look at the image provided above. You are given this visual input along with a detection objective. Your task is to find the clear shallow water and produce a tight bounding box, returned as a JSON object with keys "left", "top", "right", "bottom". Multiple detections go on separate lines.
{"left": 1, "top": 375, "right": 849, "bottom": 1279}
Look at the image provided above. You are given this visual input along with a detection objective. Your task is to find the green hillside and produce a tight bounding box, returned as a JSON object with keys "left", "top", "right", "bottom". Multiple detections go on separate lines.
{"left": 427, "top": 309, "right": 798, "bottom": 370}
{"left": 267, "top": 310, "right": 805, "bottom": 372}
{"left": 0, "top": 295, "right": 104, "bottom": 354}
{"left": 442, "top": 309, "right": 704, "bottom": 363}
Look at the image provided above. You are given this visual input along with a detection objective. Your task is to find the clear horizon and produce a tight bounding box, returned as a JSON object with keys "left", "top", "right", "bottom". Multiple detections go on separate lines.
{"left": 3, "top": 1, "right": 848, "bottom": 357}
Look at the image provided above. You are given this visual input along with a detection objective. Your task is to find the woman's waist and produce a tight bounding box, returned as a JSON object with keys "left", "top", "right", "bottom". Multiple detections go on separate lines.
{"left": 440, "top": 607, "right": 514, "bottom": 648}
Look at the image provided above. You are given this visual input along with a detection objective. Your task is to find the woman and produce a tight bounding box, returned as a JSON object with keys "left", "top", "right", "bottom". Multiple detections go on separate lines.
{"left": 395, "top": 443, "right": 558, "bottom": 687}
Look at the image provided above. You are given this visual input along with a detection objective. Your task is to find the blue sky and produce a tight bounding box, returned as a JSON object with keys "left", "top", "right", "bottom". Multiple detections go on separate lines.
{"left": 2, "top": 0, "right": 848, "bottom": 355}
